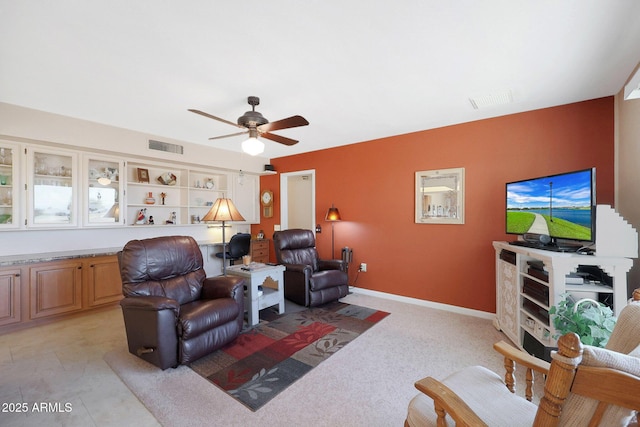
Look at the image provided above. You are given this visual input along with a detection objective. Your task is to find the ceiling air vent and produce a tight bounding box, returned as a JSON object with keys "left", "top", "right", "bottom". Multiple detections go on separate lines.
{"left": 148, "top": 139, "right": 184, "bottom": 154}
{"left": 469, "top": 90, "right": 513, "bottom": 110}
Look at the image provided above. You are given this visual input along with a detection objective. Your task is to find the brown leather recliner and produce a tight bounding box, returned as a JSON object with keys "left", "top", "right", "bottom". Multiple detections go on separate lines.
{"left": 273, "top": 229, "right": 349, "bottom": 307}
{"left": 118, "top": 235, "right": 244, "bottom": 370}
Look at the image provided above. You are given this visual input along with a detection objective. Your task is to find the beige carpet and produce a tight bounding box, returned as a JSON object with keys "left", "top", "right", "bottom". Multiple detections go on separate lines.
{"left": 105, "top": 292, "right": 540, "bottom": 426}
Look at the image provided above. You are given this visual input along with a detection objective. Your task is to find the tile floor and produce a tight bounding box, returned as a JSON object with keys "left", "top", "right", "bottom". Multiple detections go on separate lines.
{"left": 0, "top": 307, "right": 159, "bottom": 427}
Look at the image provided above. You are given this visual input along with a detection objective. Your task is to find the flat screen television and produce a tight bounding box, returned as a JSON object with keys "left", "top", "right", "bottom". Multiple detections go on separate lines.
{"left": 506, "top": 168, "right": 596, "bottom": 249}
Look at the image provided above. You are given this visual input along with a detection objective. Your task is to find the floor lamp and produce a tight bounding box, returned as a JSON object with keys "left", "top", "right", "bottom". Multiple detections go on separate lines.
{"left": 202, "top": 198, "right": 245, "bottom": 275}
{"left": 325, "top": 203, "right": 341, "bottom": 258}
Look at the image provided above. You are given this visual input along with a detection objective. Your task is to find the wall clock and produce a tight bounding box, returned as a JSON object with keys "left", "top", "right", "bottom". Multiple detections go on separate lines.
{"left": 261, "top": 190, "right": 273, "bottom": 218}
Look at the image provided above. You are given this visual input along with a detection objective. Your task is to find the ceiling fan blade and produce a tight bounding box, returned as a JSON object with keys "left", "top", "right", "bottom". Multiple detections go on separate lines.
{"left": 208, "top": 130, "right": 249, "bottom": 140}
{"left": 188, "top": 109, "right": 245, "bottom": 129}
{"left": 261, "top": 132, "right": 299, "bottom": 146}
{"left": 258, "top": 115, "right": 309, "bottom": 133}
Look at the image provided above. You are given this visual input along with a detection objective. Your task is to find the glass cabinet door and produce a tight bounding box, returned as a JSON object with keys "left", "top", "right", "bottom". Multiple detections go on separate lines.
{"left": 0, "top": 141, "right": 18, "bottom": 228}
{"left": 27, "top": 147, "right": 78, "bottom": 227}
{"left": 86, "top": 156, "right": 123, "bottom": 225}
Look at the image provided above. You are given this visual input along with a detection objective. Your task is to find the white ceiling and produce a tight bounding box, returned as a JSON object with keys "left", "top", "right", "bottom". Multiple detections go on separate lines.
{"left": 2, "top": 1, "right": 640, "bottom": 159}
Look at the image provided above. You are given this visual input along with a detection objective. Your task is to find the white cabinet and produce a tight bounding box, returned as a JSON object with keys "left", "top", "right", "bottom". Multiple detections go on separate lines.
{"left": 125, "top": 162, "right": 189, "bottom": 225}
{"left": 84, "top": 156, "right": 124, "bottom": 226}
{"left": 0, "top": 141, "right": 260, "bottom": 231}
{"left": 187, "top": 169, "right": 228, "bottom": 224}
{"left": 231, "top": 171, "right": 259, "bottom": 224}
{"left": 0, "top": 141, "right": 19, "bottom": 229}
{"left": 493, "top": 241, "right": 633, "bottom": 355}
{"left": 26, "top": 146, "right": 78, "bottom": 227}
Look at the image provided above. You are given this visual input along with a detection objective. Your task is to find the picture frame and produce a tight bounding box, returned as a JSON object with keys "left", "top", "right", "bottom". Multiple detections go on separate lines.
{"left": 137, "top": 168, "right": 149, "bottom": 183}
{"left": 415, "top": 167, "right": 465, "bottom": 224}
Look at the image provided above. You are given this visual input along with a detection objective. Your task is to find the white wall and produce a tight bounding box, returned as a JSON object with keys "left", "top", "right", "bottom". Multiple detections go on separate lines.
{"left": 616, "top": 91, "right": 640, "bottom": 294}
{"left": 0, "top": 102, "right": 258, "bottom": 257}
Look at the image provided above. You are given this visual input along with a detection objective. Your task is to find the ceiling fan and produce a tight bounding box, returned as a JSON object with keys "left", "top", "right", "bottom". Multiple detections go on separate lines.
{"left": 189, "top": 96, "right": 309, "bottom": 155}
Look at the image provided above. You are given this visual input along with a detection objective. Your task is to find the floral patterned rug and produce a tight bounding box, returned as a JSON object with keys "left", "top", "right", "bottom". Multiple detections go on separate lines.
{"left": 189, "top": 301, "right": 390, "bottom": 411}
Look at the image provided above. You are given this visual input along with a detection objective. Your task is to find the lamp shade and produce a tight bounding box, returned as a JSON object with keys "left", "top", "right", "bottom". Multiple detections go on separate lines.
{"left": 202, "top": 198, "right": 246, "bottom": 222}
{"left": 325, "top": 204, "right": 341, "bottom": 221}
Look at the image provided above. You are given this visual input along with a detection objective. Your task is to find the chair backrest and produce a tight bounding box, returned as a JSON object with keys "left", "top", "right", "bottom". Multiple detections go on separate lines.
{"left": 228, "top": 233, "right": 251, "bottom": 258}
{"left": 273, "top": 229, "right": 319, "bottom": 271}
{"left": 118, "top": 235, "right": 206, "bottom": 305}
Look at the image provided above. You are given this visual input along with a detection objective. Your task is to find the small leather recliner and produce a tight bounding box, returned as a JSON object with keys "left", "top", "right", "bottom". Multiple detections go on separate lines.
{"left": 273, "top": 228, "right": 349, "bottom": 307}
{"left": 118, "top": 235, "right": 245, "bottom": 369}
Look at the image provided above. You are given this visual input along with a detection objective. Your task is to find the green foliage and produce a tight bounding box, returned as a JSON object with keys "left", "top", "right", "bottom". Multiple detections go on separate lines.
{"left": 506, "top": 211, "right": 536, "bottom": 233}
{"left": 549, "top": 294, "right": 616, "bottom": 348}
{"left": 542, "top": 215, "right": 591, "bottom": 240}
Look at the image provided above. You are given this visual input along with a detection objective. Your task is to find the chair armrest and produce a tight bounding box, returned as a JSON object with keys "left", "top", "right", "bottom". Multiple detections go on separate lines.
{"left": 414, "top": 376, "right": 488, "bottom": 427}
{"left": 494, "top": 341, "right": 550, "bottom": 375}
{"left": 201, "top": 276, "right": 245, "bottom": 300}
{"left": 120, "top": 295, "right": 179, "bottom": 314}
{"left": 281, "top": 262, "right": 313, "bottom": 274}
{"left": 318, "top": 259, "right": 346, "bottom": 272}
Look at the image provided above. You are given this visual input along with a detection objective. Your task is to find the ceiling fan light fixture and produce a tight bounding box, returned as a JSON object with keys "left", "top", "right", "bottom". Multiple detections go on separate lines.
{"left": 242, "top": 129, "right": 264, "bottom": 155}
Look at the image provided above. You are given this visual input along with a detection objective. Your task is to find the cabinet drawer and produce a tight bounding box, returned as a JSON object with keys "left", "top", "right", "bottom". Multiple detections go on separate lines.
{"left": 252, "top": 240, "right": 269, "bottom": 250}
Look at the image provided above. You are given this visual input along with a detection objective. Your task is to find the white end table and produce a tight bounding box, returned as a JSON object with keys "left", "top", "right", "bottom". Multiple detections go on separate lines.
{"left": 226, "top": 263, "right": 286, "bottom": 326}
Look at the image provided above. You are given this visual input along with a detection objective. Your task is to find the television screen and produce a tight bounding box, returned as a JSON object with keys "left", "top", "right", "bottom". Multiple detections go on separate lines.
{"left": 506, "top": 168, "right": 595, "bottom": 243}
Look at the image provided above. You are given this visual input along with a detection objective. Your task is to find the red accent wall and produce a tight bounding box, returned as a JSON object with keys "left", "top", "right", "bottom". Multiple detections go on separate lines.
{"left": 254, "top": 98, "right": 615, "bottom": 313}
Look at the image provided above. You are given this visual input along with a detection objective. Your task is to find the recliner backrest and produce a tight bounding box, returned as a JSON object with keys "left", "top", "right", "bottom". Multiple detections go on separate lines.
{"left": 119, "top": 235, "right": 205, "bottom": 305}
{"left": 228, "top": 233, "right": 251, "bottom": 258}
{"left": 273, "top": 229, "right": 319, "bottom": 272}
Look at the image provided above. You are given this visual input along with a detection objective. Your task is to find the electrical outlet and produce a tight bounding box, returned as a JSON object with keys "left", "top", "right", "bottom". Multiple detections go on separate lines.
{"left": 359, "top": 263, "right": 367, "bottom": 272}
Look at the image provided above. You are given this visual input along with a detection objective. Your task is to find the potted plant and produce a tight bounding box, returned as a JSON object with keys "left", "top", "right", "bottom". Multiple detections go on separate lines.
{"left": 549, "top": 293, "right": 617, "bottom": 348}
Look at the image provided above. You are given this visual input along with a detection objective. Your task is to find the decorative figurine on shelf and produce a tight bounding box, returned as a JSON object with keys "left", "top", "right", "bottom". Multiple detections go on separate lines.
{"left": 257, "top": 230, "right": 265, "bottom": 239}
{"left": 160, "top": 192, "right": 167, "bottom": 205}
{"left": 148, "top": 216, "right": 154, "bottom": 225}
{"left": 165, "top": 211, "right": 177, "bottom": 224}
{"left": 136, "top": 208, "right": 147, "bottom": 225}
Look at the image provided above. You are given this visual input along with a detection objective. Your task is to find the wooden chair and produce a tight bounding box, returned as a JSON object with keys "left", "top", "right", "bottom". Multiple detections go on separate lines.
{"left": 406, "top": 289, "right": 640, "bottom": 426}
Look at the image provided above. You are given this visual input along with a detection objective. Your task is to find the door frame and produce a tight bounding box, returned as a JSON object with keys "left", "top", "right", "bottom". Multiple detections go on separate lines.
{"left": 279, "top": 169, "right": 316, "bottom": 231}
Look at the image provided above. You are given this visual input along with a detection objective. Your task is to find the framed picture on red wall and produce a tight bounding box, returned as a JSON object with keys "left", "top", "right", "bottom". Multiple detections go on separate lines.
{"left": 415, "top": 167, "right": 465, "bottom": 225}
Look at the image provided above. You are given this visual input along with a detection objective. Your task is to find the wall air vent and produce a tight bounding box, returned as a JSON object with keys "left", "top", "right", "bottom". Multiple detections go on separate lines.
{"left": 469, "top": 90, "right": 514, "bottom": 110}
{"left": 148, "top": 139, "right": 184, "bottom": 154}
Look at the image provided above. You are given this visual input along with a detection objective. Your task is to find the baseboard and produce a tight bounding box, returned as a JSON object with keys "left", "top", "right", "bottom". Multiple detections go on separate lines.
{"left": 350, "top": 287, "right": 495, "bottom": 320}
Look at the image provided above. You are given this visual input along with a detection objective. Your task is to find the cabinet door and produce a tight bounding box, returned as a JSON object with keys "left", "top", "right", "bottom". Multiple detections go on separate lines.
{"left": 0, "top": 268, "right": 21, "bottom": 326}
{"left": 231, "top": 172, "right": 259, "bottom": 223}
{"left": 0, "top": 141, "right": 19, "bottom": 229}
{"left": 27, "top": 147, "right": 78, "bottom": 227}
{"left": 85, "top": 256, "right": 122, "bottom": 307}
{"left": 30, "top": 261, "right": 83, "bottom": 319}
{"left": 85, "top": 156, "right": 124, "bottom": 226}
{"left": 496, "top": 259, "right": 519, "bottom": 345}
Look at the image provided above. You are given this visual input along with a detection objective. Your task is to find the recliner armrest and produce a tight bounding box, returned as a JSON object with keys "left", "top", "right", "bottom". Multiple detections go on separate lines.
{"left": 282, "top": 263, "right": 313, "bottom": 274}
{"left": 201, "top": 276, "right": 244, "bottom": 300}
{"left": 120, "top": 295, "right": 180, "bottom": 314}
{"left": 318, "top": 259, "right": 345, "bottom": 272}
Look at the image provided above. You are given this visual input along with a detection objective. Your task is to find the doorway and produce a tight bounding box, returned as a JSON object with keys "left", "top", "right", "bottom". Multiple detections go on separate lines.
{"left": 279, "top": 170, "right": 315, "bottom": 231}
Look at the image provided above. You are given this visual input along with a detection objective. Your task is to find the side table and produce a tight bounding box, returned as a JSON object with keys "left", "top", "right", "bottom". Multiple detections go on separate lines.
{"left": 226, "top": 263, "right": 286, "bottom": 326}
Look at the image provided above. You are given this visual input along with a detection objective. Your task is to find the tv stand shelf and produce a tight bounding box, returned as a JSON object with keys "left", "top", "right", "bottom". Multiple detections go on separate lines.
{"left": 493, "top": 241, "right": 633, "bottom": 358}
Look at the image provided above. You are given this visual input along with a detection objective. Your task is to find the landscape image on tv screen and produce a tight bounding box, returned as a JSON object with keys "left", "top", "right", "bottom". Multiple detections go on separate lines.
{"left": 506, "top": 169, "right": 594, "bottom": 242}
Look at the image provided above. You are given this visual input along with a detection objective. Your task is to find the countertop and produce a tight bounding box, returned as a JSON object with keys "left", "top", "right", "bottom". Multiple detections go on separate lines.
{"left": 0, "top": 240, "right": 223, "bottom": 266}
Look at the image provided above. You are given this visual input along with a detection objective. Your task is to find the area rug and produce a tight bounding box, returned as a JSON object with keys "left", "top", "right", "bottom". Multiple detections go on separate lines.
{"left": 188, "top": 301, "right": 389, "bottom": 411}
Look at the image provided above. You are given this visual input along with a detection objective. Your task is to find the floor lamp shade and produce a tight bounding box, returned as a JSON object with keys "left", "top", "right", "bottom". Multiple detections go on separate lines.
{"left": 202, "top": 198, "right": 245, "bottom": 275}
{"left": 325, "top": 204, "right": 341, "bottom": 258}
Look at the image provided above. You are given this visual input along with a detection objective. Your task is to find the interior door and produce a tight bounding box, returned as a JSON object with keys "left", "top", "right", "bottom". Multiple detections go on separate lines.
{"left": 279, "top": 170, "right": 315, "bottom": 231}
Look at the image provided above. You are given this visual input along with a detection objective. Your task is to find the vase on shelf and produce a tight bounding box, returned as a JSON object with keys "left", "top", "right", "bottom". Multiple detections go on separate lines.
{"left": 145, "top": 192, "right": 156, "bottom": 205}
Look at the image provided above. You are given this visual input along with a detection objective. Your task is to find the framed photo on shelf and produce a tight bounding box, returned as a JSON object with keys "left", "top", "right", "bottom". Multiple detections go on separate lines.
{"left": 137, "top": 168, "right": 149, "bottom": 183}
{"left": 415, "top": 167, "right": 465, "bottom": 224}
